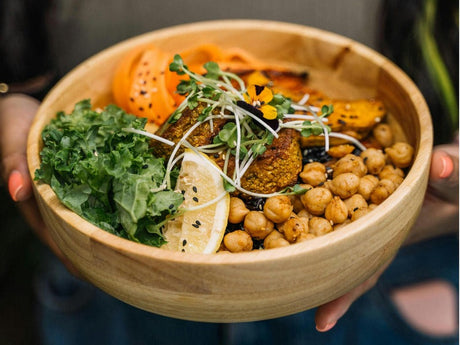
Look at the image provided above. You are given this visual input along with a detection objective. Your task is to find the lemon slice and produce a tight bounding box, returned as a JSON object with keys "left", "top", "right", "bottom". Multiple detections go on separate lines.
{"left": 162, "top": 149, "right": 230, "bottom": 253}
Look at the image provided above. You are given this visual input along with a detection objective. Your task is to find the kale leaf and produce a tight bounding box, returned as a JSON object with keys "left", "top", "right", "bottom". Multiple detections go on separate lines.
{"left": 35, "top": 100, "right": 183, "bottom": 247}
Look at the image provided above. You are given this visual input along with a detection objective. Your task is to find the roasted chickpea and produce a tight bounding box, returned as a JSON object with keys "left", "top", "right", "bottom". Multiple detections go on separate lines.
{"left": 333, "top": 219, "right": 352, "bottom": 231}
{"left": 278, "top": 216, "right": 309, "bottom": 243}
{"left": 300, "top": 187, "right": 333, "bottom": 216}
{"left": 243, "top": 211, "right": 274, "bottom": 240}
{"left": 324, "top": 196, "right": 348, "bottom": 224}
{"left": 385, "top": 142, "right": 414, "bottom": 168}
{"left": 351, "top": 207, "right": 370, "bottom": 221}
{"left": 370, "top": 179, "right": 396, "bottom": 205}
{"left": 368, "top": 204, "right": 378, "bottom": 211}
{"left": 333, "top": 154, "right": 368, "bottom": 178}
{"left": 361, "top": 148, "right": 386, "bottom": 175}
{"left": 296, "top": 232, "right": 316, "bottom": 243}
{"left": 228, "top": 197, "right": 249, "bottom": 224}
{"left": 327, "top": 144, "right": 355, "bottom": 158}
{"left": 344, "top": 194, "right": 368, "bottom": 217}
{"left": 289, "top": 195, "right": 305, "bottom": 213}
{"left": 223, "top": 230, "right": 253, "bottom": 253}
{"left": 379, "top": 165, "right": 404, "bottom": 187}
{"left": 373, "top": 123, "right": 393, "bottom": 148}
{"left": 264, "top": 230, "right": 290, "bottom": 249}
{"left": 263, "top": 195, "right": 293, "bottom": 223}
{"left": 379, "top": 165, "right": 405, "bottom": 178}
{"left": 308, "top": 217, "right": 333, "bottom": 236}
{"left": 330, "top": 173, "right": 360, "bottom": 199}
{"left": 297, "top": 209, "right": 313, "bottom": 219}
{"left": 299, "top": 162, "right": 327, "bottom": 186}
{"left": 358, "top": 174, "right": 379, "bottom": 200}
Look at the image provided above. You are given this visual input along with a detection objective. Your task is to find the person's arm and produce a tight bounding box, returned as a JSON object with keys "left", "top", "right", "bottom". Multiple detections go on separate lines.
{"left": 0, "top": 93, "right": 78, "bottom": 274}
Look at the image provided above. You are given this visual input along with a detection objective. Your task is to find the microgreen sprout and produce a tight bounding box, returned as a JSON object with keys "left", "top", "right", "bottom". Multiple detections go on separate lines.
{"left": 131, "top": 56, "right": 364, "bottom": 200}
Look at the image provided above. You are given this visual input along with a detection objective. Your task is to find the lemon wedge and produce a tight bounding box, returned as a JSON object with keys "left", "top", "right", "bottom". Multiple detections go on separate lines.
{"left": 162, "top": 149, "right": 230, "bottom": 253}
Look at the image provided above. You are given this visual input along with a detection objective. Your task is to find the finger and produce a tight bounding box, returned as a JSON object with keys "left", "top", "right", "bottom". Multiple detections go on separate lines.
{"left": 315, "top": 261, "right": 390, "bottom": 332}
{"left": 428, "top": 144, "right": 458, "bottom": 203}
{"left": 0, "top": 94, "right": 39, "bottom": 201}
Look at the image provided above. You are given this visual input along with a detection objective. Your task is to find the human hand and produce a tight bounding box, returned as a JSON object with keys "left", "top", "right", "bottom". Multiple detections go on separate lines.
{"left": 0, "top": 94, "right": 79, "bottom": 275}
{"left": 314, "top": 140, "right": 459, "bottom": 332}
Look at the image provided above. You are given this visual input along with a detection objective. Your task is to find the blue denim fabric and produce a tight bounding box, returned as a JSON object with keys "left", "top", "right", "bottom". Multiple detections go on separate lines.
{"left": 35, "top": 235, "right": 458, "bottom": 345}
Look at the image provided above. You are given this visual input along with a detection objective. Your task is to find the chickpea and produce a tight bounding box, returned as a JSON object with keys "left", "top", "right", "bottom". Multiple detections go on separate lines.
{"left": 289, "top": 195, "right": 305, "bottom": 213}
{"left": 344, "top": 194, "right": 368, "bottom": 217}
{"left": 324, "top": 196, "right": 348, "bottom": 224}
{"left": 223, "top": 230, "right": 253, "bottom": 253}
{"left": 308, "top": 217, "right": 333, "bottom": 236}
{"left": 327, "top": 144, "right": 355, "bottom": 158}
{"left": 358, "top": 174, "right": 379, "bottom": 200}
{"left": 228, "top": 197, "right": 249, "bottom": 224}
{"left": 370, "top": 179, "right": 396, "bottom": 205}
{"left": 296, "top": 232, "right": 316, "bottom": 243}
{"left": 264, "top": 230, "right": 290, "bottom": 249}
{"left": 333, "top": 219, "right": 352, "bottom": 231}
{"left": 297, "top": 209, "right": 313, "bottom": 219}
{"left": 379, "top": 165, "right": 404, "bottom": 187}
{"left": 263, "top": 195, "right": 293, "bottom": 223}
{"left": 243, "top": 211, "right": 274, "bottom": 240}
{"left": 385, "top": 142, "right": 414, "bottom": 168}
{"left": 333, "top": 154, "right": 368, "bottom": 178}
{"left": 373, "top": 123, "right": 393, "bottom": 148}
{"left": 380, "top": 165, "right": 405, "bottom": 178}
{"left": 351, "top": 207, "right": 370, "bottom": 221}
{"left": 330, "top": 173, "right": 360, "bottom": 199}
{"left": 300, "top": 187, "right": 333, "bottom": 216}
{"left": 368, "top": 204, "right": 378, "bottom": 211}
{"left": 361, "top": 148, "right": 386, "bottom": 175}
{"left": 299, "top": 162, "right": 327, "bottom": 186}
{"left": 278, "top": 216, "right": 309, "bottom": 243}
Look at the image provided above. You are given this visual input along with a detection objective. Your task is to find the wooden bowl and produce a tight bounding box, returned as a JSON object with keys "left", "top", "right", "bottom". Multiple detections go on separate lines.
{"left": 27, "top": 20, "right": 433, "bottom": 322}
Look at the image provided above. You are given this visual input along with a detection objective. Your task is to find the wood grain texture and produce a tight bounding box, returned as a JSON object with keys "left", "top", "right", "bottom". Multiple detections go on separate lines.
{"left": 27, "top": 20, "right": 433, "bottom": 322}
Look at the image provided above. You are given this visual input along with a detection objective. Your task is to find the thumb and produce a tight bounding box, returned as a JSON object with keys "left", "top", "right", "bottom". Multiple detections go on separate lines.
{"left": 0, "top": 94, "right": 39, "bottom": 201}
{"left": 428, "top": 140, "right": 458, "bottom": 204}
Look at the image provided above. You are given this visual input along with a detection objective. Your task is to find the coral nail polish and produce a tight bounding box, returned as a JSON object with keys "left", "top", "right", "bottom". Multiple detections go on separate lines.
{"left": 8, "top": 170, "right": 24, "bottom": 202}
{"left": 316, "top": 320, "right": 337, "bottom": 332}
{"left": 438, "top": 154, "right": 454, "bottom": 179}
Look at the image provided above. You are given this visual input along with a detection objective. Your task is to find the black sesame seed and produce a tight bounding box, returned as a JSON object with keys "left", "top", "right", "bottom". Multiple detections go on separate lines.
{"left": 181, "top": 190, "right": 186, "bottom": 195}
{"left": 130, "top": 97, "right": 134, "bottom": 102}
{"left": 193, "top": 197, "right": 199, "bottom": 202}
{"left": 192, "top": 186, "right": 198, "bottom": 193}
{"left": 353, "top": 207, "right": 359, "bottom": 212}
{"left": 139, "top": 107, "right": 144, "bottom": 111}
{"left": 169, "top": 204, "right": 174, "bottom": 209}
{"left": 182, "top": 239, "right": 187, "bottom": 246}
{"left": 213, "top": 153, "right": 219, "bottom": 158}
{"left": 142, "top": 164, "right": 148, "bottom": 169}
{"left": 192, "top": 223, "right": 199, "bottom": 228}
{"left": 140, "top": 90, "right": 147, "bottom": 95}
{"left": 196, "top": 220, "right": 201, "bottom": 226}
{"left": 148, "top": 103, "right": 152, "bottom": 108}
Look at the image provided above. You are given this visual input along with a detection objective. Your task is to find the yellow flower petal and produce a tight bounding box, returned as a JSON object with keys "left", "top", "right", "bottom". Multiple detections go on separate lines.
{"left": 247, "top": 71, "right": 270, "bottom": 87}
{"left": 260, "top": 104, "right": 278, "bottom": 120}
{"left": 257, "top": 86, "right": 273, "bottom": 104}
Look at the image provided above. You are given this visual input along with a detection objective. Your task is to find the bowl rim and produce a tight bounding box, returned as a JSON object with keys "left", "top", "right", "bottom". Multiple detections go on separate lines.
{"left": 27, "top": 19, "right": 433, "bottom": 266}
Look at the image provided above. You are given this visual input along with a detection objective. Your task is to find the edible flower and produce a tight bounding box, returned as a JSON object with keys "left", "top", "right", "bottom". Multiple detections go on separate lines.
{"left": 243, "top": 84, "right": 278, "bottom": 120}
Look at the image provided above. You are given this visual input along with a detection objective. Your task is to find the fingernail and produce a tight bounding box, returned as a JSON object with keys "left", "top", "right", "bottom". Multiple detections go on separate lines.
{"left": 316, "top": 320, "right": 337, "bottom": 332}
{"left": 438, "top": 153, "right": 454, "bottom": 179}
{"left": 8, "top": 170, "right": 24, "bottom": 202}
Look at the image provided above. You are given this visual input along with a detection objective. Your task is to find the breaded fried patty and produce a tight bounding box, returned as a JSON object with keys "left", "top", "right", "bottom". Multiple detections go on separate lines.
{"left": 151, "top": 103, "right": 227, "bottom": 158}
